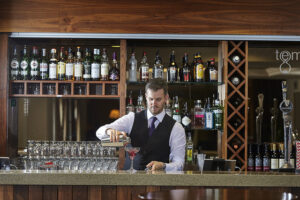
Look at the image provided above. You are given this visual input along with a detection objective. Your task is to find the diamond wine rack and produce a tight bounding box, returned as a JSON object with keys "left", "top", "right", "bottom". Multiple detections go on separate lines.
{"left": 224, "top": 41, "right": 248, "bottom": 170}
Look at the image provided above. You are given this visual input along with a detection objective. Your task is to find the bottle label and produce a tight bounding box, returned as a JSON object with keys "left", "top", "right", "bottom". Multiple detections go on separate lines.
{"left": 183, "top": 68, "right": 190, "bottom": 81}
{"left": 83, "top": 64, "right": 91, "bottom": 79}
{"left": 30, "top": 60, "right": 38, "bottom": 69}
{"left": 66, "top": 63, "right": 74, "bottom": 76}
{"left": 74, "top": 63, "right": 83, "bottom": 77}
{"left": 20, "top": 61, "right": 28, "bottom": 69}
{"left": 20, "top": 70, "right": 28, "bottom": 76}
{"left": 153, "top": 68, "right": 163, "bottom": 79}
{"left": 169, "top": 67, "right": 176, "bottom": 81}
{"left": 40, "top": 63, "right": 48, "bottom": 72}
{"left": 109, "top": 72, "right": 119, "bottom": 81}
{"left": 11, "top": 70, "right": 18, "bottom": 75}
{"left": 247, "top": 158, "right": 254, "bottom": 171}
{"left": 255, "top": 158, "right": 262, "bottom": 171}
{"left": 173, "top": 114, "right": 181, "bottom": 123}
{"left": 182, "top": 116, "right": 191, "bottom": 126}
{"left": 30, "top": 71, "right": 38, "bottom": 76}
{"left": 271, "top": 158, "right": 279, "bottom": 169}
{"left": 279, "top": 158, "right": 284, "bottom": 168}
{"left": 11, "top": 59, "right": 19, "bottom": 69}
{"left": 209, "top": 69, "right": 218, "bottom": 81}
{"left": 57, "top": 62, "right": 66, "bottom": 75}
{"left": 186, "top": 148, "right": 193, "bottom": 162}
{"left": 290, "top": 158, "right": 295, "bottom": 168}
{"left": 141, "top": 66, "right": 149, "bottom": 80}
{"left": 263, "top": 157, "right": 270, "bottom": 171}
{"left": 49, "top": 63, "right": 57, "bottom": 79}
{"left": 91, "top": 63, "right": 100, "bottom": 78}
{"left": 205, "top": 112, "right": 213, "bottom": 129}
{"left": 101, "top": 63, "right": 109, "bottom": 76}
{"left": 196, "top": 64, "right": 204, "bottom": 80}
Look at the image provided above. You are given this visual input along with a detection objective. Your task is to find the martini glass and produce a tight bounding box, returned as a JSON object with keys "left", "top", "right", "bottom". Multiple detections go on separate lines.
{"left": 125, "top": 145, "right": 140, "bottom": 173}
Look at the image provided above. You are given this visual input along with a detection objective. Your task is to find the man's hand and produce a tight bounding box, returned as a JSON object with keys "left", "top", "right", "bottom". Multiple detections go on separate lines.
{"left": 146, "top": 161, "right": 165, "bottom": 171}
{"left": 106, "top": 129, "right": 127, "bottom": 142}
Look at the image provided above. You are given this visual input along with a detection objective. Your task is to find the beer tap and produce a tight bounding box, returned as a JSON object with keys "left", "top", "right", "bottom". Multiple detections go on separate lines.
{"left": 279, "top": 81, "right": 294, "bottom": 169}
{"left": 270, "top": 98, "right": 278, "bottom": 143}
{"left": 255, "top": 93, "right": 264, "bottom": 144}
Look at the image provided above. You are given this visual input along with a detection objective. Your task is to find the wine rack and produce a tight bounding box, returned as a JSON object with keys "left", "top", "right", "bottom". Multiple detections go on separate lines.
{"left": 224, "top": 41, "right": 248, "bottom": 170}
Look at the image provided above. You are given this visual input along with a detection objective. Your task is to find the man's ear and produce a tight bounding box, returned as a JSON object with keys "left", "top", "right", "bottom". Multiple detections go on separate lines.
{"left": 165, "top": 93, "right": 169, "bottom": 100}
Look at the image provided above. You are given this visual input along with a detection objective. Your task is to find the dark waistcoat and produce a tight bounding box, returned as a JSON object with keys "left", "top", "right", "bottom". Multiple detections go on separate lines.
{"left": 130, "top": 110, "right": 176, "bottom": 170}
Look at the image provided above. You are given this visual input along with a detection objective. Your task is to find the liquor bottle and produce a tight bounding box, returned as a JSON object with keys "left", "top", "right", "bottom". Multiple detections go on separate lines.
{"left": 270, "top": 143, "right": 279, "bottom": 171}
{"left": 213, "top": 94, "right": 223, "bottom": 130}
{"left": 20, "top": 45, "right": 30, "bottom": 80}
{"left": 165, "top": 98, "right": 172, "bottom": 117}
{"left": 100, "top": 48, "right": 110, "bottom": 81}
{"left": 247, "top": 143, "right": 255, "bottom": 171}
{"left": 126, "top": 91, "right": 135, "bottom": 114}
{"left": 10, "top": 46, "right": 20, "bottom": 80}
{"left": 193, "top": 100, "right": 205, "bottom": 128}
{"left": 57, "top": 47, "right": 66, "bottom": 80}
{"left": 172, "top": 96, "right": 181, "bottom": 123}
{"left": 195, "top": 54, "right": 204, "bottom": 82}
{"left": 65, "top": 48, "right": 74, "bottom": 80}
{"left": 91, "top": 48, "right": 100, "bottom": 81}
{"left": 182, "top": 53, "right": 190, "bottom": 82}
{"left": 177, "top": 55, "right": 184, "bottom": 82}
{"left": 205, "top": 98, "right": 214, "bottom": 129}
{"left": 191, "top": 54, "right": 197, "bottom": 82}
{"left": 139, "top": 52, "right": 149, "bottom": 82}
{"left": 167, "top": 50, "right": 177, "bottom": 82}
{"left": 255, "top": 144, "right": 262, "bottom": 171}
{"left": 40, "top": 48, "right": 48, "bottom": 80}
{"left": 204, "top": 60, "right": 210, "bottom": 82}
{"left": 109, "top": 52, "right": 120, "bottom": 81}
{"left": 74, "top": 46, "right": 83, "bottom": 81}
{"left": 263, "top": 143, "right": 271, "bottom": 172}
{"left": 153, "top": 50, "right": 164, "bottom": 79}
{"left": 182, "top": 102, "right": 192, "bottom": 131}
{"left": 30, "top": 46, "right": 39, "bottom": 80}
{"left": 49, "top": 48, "right": 57, "bottom": 80}
{"left": 186, "top": 132, "right": 194, "bottom": 163}
{"left": 83, "top": 48, "right": 91, "bottom": 81}
{"left": 278, "top": 143, "right": 285, "bottom": 168}
{"left": 209, "top": 58, "right": 218, "bottom": 82}
{"left": 128, "top": 52, "right": 137, "bottom": 82}
{"left": 135, "top": 90, "right": 145, "bottom": 113}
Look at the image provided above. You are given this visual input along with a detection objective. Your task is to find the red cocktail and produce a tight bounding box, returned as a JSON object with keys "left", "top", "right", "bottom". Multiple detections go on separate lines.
{"left": 125, "top": 146, "right": 140, "bottom": 172}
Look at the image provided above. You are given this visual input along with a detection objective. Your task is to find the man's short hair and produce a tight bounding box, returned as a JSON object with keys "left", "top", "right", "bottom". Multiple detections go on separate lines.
{"left": 145, "top": 78, "right": 168, "bottom": 95}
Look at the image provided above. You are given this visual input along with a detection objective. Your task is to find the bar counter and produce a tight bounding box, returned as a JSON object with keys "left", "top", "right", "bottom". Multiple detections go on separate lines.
{"left": 1, "top": 170, "right": 300, "bottom": 187}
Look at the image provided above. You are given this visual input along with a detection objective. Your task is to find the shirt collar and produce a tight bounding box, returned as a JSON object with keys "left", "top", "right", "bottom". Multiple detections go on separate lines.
{"left": 147, "top": 109, "right": 165, "bottom": 123}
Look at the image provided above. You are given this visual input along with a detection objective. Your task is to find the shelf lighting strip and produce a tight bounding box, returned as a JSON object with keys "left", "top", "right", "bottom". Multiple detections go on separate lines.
{"left": 9, "top": 32, "right": 300, "bottom": 41}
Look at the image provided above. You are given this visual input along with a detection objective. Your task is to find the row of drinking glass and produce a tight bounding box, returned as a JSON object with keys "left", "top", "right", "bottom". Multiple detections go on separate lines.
{"left": 27, "top": 140, "right": 117, "bottom": 159}
{"left": 23, "top": 157, "right": 119, "bottom": 171}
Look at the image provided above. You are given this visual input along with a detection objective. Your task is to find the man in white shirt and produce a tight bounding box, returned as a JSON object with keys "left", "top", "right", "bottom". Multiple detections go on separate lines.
{"left": 96, "top": 78, "right": 186, "bottom": 171}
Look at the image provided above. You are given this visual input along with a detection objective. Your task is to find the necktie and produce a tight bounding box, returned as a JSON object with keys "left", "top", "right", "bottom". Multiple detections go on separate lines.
{"left": 149, "top": 117, "right": 157, "bottom": 137}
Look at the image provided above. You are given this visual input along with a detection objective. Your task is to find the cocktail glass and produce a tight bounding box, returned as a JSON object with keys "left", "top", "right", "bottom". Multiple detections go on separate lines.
{"left": 197, "top": 153, "right": 206, "bottom": 174}
{"left": 125, "top": 146, "right": 140, "bottom": 173}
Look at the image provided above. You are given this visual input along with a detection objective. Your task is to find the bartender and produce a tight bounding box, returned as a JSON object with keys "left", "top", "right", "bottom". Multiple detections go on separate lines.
{"left": 96, "top": 78, "right": 186, "bottom": 171}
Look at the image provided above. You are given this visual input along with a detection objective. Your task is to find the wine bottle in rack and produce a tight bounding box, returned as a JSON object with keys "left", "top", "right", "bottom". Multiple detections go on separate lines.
{"left": 10, "top": 46, "right": 20, "bottom": 80}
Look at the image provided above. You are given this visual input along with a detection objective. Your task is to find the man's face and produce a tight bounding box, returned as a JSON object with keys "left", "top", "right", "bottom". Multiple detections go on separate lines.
{"left": 145, "top": 89, "right": 168, "bottom": 115}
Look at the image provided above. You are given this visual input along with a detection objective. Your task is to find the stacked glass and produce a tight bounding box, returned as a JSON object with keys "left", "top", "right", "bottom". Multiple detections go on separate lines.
{"left": 24, "top": 140, "right": 118, "bottom": 171}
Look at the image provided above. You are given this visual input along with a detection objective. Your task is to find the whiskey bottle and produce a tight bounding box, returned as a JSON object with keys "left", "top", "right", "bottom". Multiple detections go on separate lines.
{"left": 57, "top": 47, "right": 66, "bottom": 80}
{"left": 91, "top": 48, "right": 100, "bottom": 81}
{"left": 247, "top": 143, "right": 255, "bottom": 171}
{"left": 74, "top": 46, "right": 83, "bottom": 81}
{"left": 126, "top": 91, "right": 135, "bottom": 114}
{"left": 209, "top": 58, "right": 218, "bottom": 82}
{"left": 195, "top": 54, "right": 204, "bottom": 82}
{"left": 65, "top": 48, "right": 74, "bottom": 80}
{"left": 49, "top": 48, "right": 58, "bottom": 80}
{"left": 20, "top": 45, "right": 30, "bottom": 80}
{"left": 10, "top": 46, "right": 20, "bottom": 80}
{"left": 182, "top": 53, "right": 190, "bottom": 82}
{"left": 139, "top": 52, "right": 149, "bottom": 82}
{"left": 40, "top": 48, "right": 48, "bottom": 80}
{"left": 167, "top": 50, "right": 177, "bottom": 82}
{"left": 128, "top": 52, "right": 137, "bottom": 82}
{"left": 109, "top": 52, "right": 120, "bottom": 81}
{"left": 135, "top": 90, "right": 145, "bottom": 113}
{"left": 263, "top": 143, "right": 270, "bottom": 172}
{"left": 172, "top": 96, "right": 181, "bottom": 123}
{"left": 83, "top": 48, "right": 91, "bottom": 81}
{"left": 153, "top": 50, "right": 164, "bottom": 79}
{"left": 205, "top": 98, "right": 214, "bottom": 129}
{"left": 182, "top": 102, "right": 192, "bottom": 131}
{"left": 186, "top": 132, "right": 194, "bottom": 163}
{"left": 193, "top": 100, "right": 205, "bottom": 128}
{"left": 270, "top": 143, "right": 279, "bottom": 171}
{"left": 100, "top": 48, "right": 110, "bottom": 81}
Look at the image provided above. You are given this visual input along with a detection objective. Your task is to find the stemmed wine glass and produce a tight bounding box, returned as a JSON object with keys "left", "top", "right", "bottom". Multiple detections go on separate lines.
{"left": 124, "top": 144, "right": 140, "bottom": 173}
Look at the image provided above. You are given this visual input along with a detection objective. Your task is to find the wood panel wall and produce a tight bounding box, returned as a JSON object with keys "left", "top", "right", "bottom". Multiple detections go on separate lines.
{"left": 0, "top": 0, "right": 300, "bottom": 35}
{"left": 0, "top": 33, "right": 8, "bottom": 156}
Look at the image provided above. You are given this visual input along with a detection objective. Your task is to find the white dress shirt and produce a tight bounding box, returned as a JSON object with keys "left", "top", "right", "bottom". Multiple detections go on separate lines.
{"left": 96, "top": 109, "right": 186, "bottom": 171}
